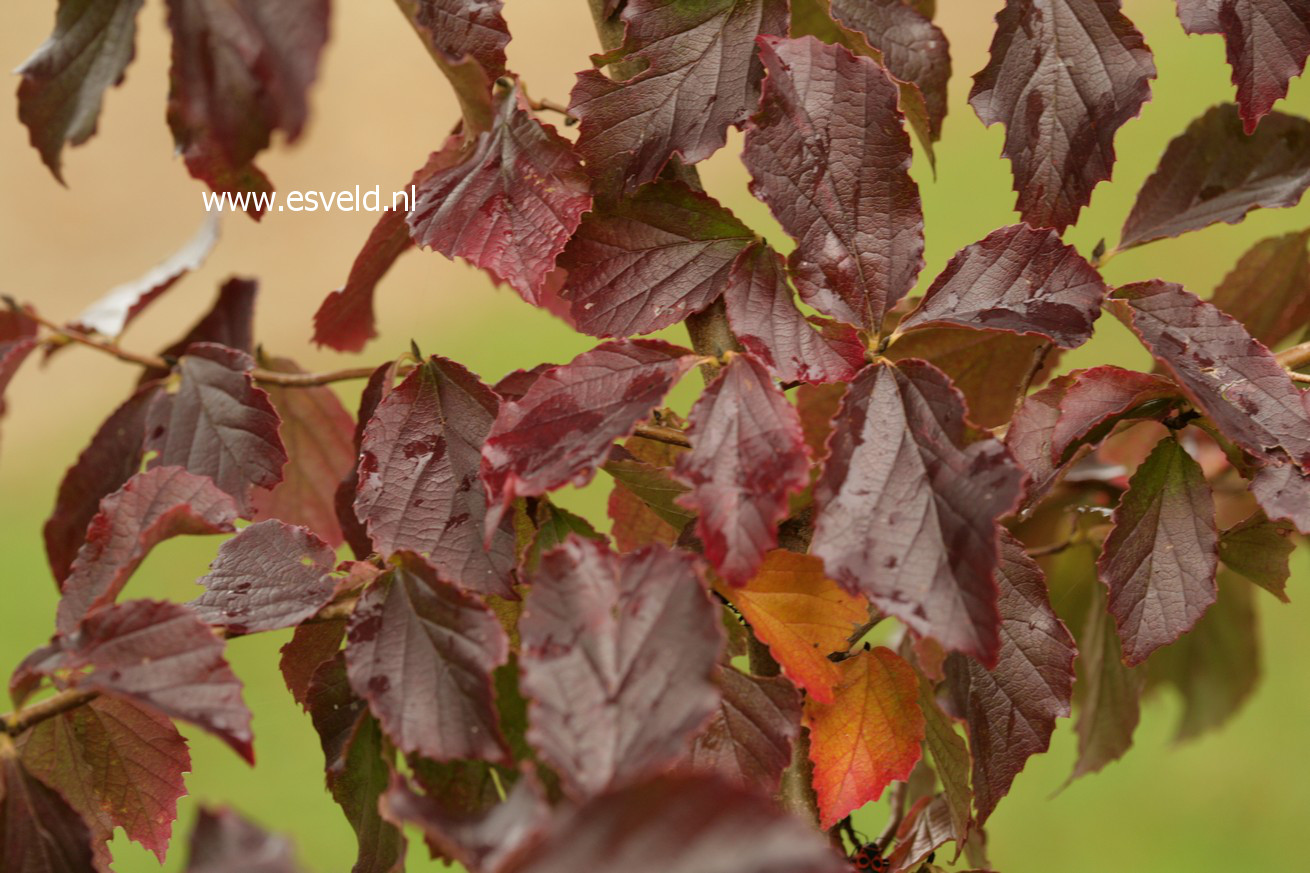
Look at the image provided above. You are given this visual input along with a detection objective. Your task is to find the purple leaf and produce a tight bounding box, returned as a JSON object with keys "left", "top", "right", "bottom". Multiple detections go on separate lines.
{"left": 1119, "top": 104, "right": 1310, "bottom": 249}
{"left": 67, "top": 217, "right": 219, "bottom": 339}
{"left": 1210, "top": 229, "right": 1310, "bottom": 348}
{"left": 687, "top": 665, "right": 802, "bottom": 795}
{"left": 142, "top": 278, "right": 257, "bottom": 384}
{"left": 887, "top": 796, "right": 955, "bottom": 873}
{"left": 395, "top": 0, "right": 509, "bottom": 130}
{"left": 380, "top": 773, "right": 548, "bottom": 873}
{"left": 409, "top": 86, "right": 592, "bottom": 302}
{"left": 558, "top": 181, "right": 755, "bottom": 338}
{"left": 569, "top": 0, "right": 790, "bottom": 196}
{"left": 1110, "top": 281, "right": 1310, "bottom": 467}
{"left": 1249, "top": 462, "right": 1310, "bottom": 534}
{"left": 18, "top": 696, "right": 190, "bottom": 861}
{"left": 970, "top": 0, "right": 1156, "bottom": 232}
{"left": 897, "top": 224, "right": 1107, "bottom": 349}
{"left": 519, "top": 538, "right": 722, "bottom": 798}
{"left": 56, "top": 467, "right": 239, "bottom": 634}
{"left": 313, "top": 143, "right": 464, "bottom": 353}
{"left": 0, "top": 754, "right": 96, "bottom": 873}
{"left": 674, "top": 352, "right": 810, "bottom": 585}
{"left": 498, "top": 772, "right": 849, "bottom": 873}
{"left": 744, "top": 35, "right": 924, "bottom": 333}
{"left": 31, "top": 599, "right": 255, "bottom": 762}
{"left": 1098, "top": 436, "right": 1219, "bottom": 665}
{"left": 44, "top": 383, "right": 161, "bottom": 583}
{"left": 723, "top": 243, "right": 866, "bottom": 385}
{"left": 345, "top": 552, "right": 510, "bottom": 763}
{"left": 190, "top": 520, "right": 338, "bottom": 635}
{"left": 338, "top": 360, "right": 403, "bottom": 560}
{"left": 279, "top": 620, "right": 346, "bottom": 709}
{"left": 164, "top": 0, "right": 329, "bottom": 216}
{"left": 250, "top": 356, "right": 357, "bottom": 548}
{"left": 144, "top": 343, "right": 288, "bottom": 515}
{"left": 185, "top": 807, "right": 302, "bottom": 873}
{"left": 944, "top": 532, "right": 1076, "bottom": 827}
{"left": 482, "top": 339, "right": 697, "bottom": 531}
{"left": 355, "top": 356, "right": 517, "bottom": 598}
{"left": 824, "top": 0, "right": 952, "bottom": 139}
{"left": 1219, "top": 512, "right": 1295, "bottom": 601}
{"left": 1005, "top": 366, "right": 1181, "bottom": 505}
{"left": 0, "top": 310, "right": 39, "bottom": 433}
{"left": 812, "top": 361, "right": 1024, "bottom": 664}
{"left": 1176, "top": 0, "right": 1310, "bottom": 132}
{"left": 16, "top": 0, "right": 145, "bottom": 181}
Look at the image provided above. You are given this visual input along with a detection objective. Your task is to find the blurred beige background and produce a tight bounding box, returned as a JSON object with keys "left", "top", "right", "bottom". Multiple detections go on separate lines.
{"left": 1, "top": 1, "right": 1307, "bottom": 871}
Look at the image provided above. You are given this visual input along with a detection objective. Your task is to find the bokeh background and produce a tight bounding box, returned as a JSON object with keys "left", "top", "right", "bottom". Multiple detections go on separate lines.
{"left": 1, "top": 1, "right": 1306, "bottom": 870}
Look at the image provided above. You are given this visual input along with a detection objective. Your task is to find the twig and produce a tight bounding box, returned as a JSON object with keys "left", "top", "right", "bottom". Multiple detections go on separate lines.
{"left": 1013, "top": 339, "right": 1054, "bottom": 416}
{"left": 529, "top": 97, "right": 577, "bottom": 124}
{"left": 633, "top": 422, "right": 691, "bottom": 448}
{"left": 1291, "top": 371, "right": 1310, "bottom": 385}
{"left": 1275, "top": 340, "right": 1310, "bottom": 372}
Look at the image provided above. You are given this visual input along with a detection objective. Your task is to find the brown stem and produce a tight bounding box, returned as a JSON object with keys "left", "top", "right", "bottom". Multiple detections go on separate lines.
{"left": 632, "top": 422, "right": 691, "bottom": 448}
{"left": 1275, "top": 340, "right": 1310, "bottom": 371}
{"left": 1013, "top": 339, "right": 1054, "bottom": 416}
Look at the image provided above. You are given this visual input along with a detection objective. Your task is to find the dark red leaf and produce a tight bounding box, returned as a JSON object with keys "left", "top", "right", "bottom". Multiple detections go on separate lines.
{"left": 970, "top": 0, "right": 1156, "bottom": 232}
{"left": 1147, "top": 569, "right": 1260, "bottom": 741}
{"left": 519, "top": 538, "right": 721, "bottom": 798}
{"left": 688, "top": 665, "right": 801, "bottom": 795}
{"left": 824, "top": 0, "right": 951, "bottom": 139}
{"left": 0, "top": 753, "right": 96, "bottom": 873}
{"left": 1098, "top": 436, "right": 1219, "bottom": 665}
{"left": 674, "top": 353, "right": 809, "bottom": 585}
{"left": 1111, "top": 281, "right": 1310, "bottom": 469}
{"left": 811, "top": 361, "right": 1024, "bottom": 663}
{"left": 943, "top": 532, "right": 1075, "bottom": 827}
{"left": 723, "top": 243, "right": 866, "bottom": 384}
{"left": 1210, "top": 229, "right": 1310, "bottom": 348}
{"left": 1218, "top": 512, "right": 1294, "bottom": 601}
{"left": 306, "top": 655, "right": 406, "bottom": 873}
{"left": 345, "top": 552, "right": 510, "bottom": 763}
{"left": 312, "top": 145, "right": 463, "bottom": 353}
{"left": 190, "top": 520, "right": 338, "bottom": 634}
{"left": 380, "top": 773, "right": 548, "bottom": 873}
{"left": 1069, "top": 581, "right": 1143, "bottom": 781}
{"left": 144, "top": 343, "right": 289, "bottom": 515}
{"left": 338, "top": 361, "right": 403, "bottom": 560}
{"left": 482, "top": 339, "right": 697, "bottom": 530}
{"left": 164, "top": 0, "right": 329, "bottom": 216}
{"left": 569, "top": 0, "right": 789, "bottom": 196}
{"left": 185, "top": 807, "right": 302, "bottom": 873}
{"left": 67, "top": 217, "right": 219, "bottom": 339}
{"left": 250, "top": 357, "right": 357, "bottom": 547}
{"left": 355, "top": 356, "right": 516, "bottom": 598}
{"left": 897, "top": 225, "right": 1107, "bottom": 349}
{"left": 1249, "top": 461, "right": 1310, "bottom": 534}
{"left": 1177, "top": 0, "right": 1310, "bottom": 132}
{"left": 279, "top": 619, "right": 346, "bottom": 709}
{"left": 744, "top": 35, "right": 924, "bottom": 333}
{"left": 142, "top": 278, "right": 257, "bottom": 384}
{"left": 499, "top": 772, "right": 849, "bottom": 873}
{"left": 409, "top": 86, "right": 592, "bottom": 302}
{"left": 887, "top": 796, "right": 954, "bottom": 873}
{"left": 558, "top": 181, "right": 755, "bottom": 338}
{"left": 56, "top": 466, "right": 239, "bottom": 634}
{"left": 1119, "top": 104, "right": 1310, "bottom": 249}
{"left": 16, "top": 0, "right": 144, "bottom": 180}
{"left": 1005, "top": 366, "right": 1181, "bottom": 505}
{"left": 0, "top": 310, "right": 39, "bottom": 431}
{"left": 33, "top": 599, "right": 254, "bottom": 762}
{"left": 19, "top": 696, "right": 190, "bottom": 861}
{"left": 44, "top": 382, "right": 160, "bottom": 583}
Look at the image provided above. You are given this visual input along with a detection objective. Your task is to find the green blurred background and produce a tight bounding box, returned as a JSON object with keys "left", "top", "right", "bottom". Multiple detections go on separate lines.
{"left": 1, "top": 1, "right": 1306, "bottom": 870}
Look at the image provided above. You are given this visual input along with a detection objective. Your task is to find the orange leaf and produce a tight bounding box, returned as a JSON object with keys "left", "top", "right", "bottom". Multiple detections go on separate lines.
{"left": 715, "top": 550, "right": 867, "bottom": 704}
{"left": 804, "top": 647, "right": 925, "bottom": 828}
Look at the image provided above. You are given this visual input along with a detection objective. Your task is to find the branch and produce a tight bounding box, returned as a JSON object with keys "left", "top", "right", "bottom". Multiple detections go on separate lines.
{"left": 1276, "top": 340, "right": 1310, "bottom": 372}
{"left": 4, "top": 297, "right": 413, "bottom": 388}
{"left": 1013, "top": 339, "right": 1054, "bottom": 416}
{"left": 1, "top": 595, "right": 360, "bottom": 738}
{"left": 633, "top": 422, "right": 691, "bottom": 448}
